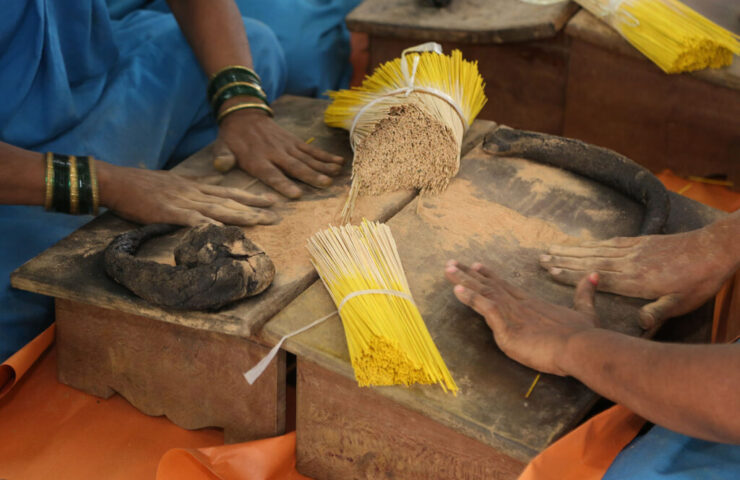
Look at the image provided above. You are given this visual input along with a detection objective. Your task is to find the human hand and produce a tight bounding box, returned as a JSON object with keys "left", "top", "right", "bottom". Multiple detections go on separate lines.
{"left": 215, "top": 108, "right": 344, "bottom": 198}
{"left": 444, "top": 260, "right": 599, "bottom": 376}
{"left": 539, "top": 224, "right": 738, "bottom": 330}
{"left": 98, "top": 163, "right": 278, "bottom": 227}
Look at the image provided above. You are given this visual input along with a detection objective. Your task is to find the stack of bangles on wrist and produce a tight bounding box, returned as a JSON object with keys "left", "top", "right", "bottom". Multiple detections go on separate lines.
{"left": 44, "top": 153, "right": 99, "bottom": 215}
{"left": 208, "top": 65, "right": 273, "bottom": 123}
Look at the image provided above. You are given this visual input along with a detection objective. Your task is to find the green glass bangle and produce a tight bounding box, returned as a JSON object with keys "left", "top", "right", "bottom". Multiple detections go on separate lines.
{"left": 207, "top": 69, "right": 261, "bottom": 101}
{"left": 51, "top": 153, "right": 70, "bottom": 213}
{"left": 212, "top": 84, "right": 268, "bottom": 114}
{"left": 76, "top": 156, "right": 94, "bottom": 215}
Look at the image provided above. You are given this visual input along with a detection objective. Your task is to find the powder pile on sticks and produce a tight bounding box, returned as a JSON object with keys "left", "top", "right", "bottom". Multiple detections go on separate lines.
{"left": 325, "top": 44, "right": 486, "bottom": 222}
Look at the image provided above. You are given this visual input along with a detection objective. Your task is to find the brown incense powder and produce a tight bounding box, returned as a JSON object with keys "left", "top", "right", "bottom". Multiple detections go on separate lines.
{"left": 418, "top": 179, "right": 593, "bottom": 250}
{"left": 353, "top": 104, "right": 459, "bottom": 195}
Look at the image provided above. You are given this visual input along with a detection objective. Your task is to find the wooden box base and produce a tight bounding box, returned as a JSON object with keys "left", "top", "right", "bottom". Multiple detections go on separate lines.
{"left": 55, "top": 298, "right": 285, "bottom": 443}
{"left": 296, "top": 359, "right": 526, "bottom": 480}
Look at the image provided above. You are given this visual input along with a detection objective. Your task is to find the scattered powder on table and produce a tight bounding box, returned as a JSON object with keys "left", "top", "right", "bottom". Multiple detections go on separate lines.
{"left": 509, "top": 158, "right": 603, "bottom": 199}
{"left": 353, "top": 103, "right": 459, "bottom": 195}
{"left": 420, "top": 179, "right": 593, "bottom": 250}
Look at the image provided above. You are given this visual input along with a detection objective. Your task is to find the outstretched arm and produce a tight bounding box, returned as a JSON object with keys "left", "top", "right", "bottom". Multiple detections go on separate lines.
{"left": 166, "top": 0, "right": 345, "bottom": 198}
{"left": 444, "top": 261, "right": 740, "bottom": 444}
{"left": 0, "top": 141, "right": 277, "bottom": 226}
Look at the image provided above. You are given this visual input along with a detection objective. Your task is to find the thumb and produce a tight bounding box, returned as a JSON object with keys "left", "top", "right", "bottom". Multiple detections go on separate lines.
{"left": 212, "top": 138, "right": 236, "bottom": 173}
{"left": 639, "top": 293, "right": 683, "bottom": 331}
{"left": 573, "top": 272, "right": 598, "bottom": 320}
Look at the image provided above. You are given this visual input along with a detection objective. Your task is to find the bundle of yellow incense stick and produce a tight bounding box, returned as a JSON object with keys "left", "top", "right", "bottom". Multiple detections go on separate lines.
{"left": 578, "top": 0, "right": 740, "bottom": 73}
{"left": 307, "top": 220, "right": 458, "bottom": 393}
{"left": 324, "top": 43, "right": 486, "bottom": 223}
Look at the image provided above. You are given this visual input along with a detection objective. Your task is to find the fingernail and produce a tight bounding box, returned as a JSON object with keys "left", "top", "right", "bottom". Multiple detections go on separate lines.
{"left": 550, "top": 267, "right": 562, "bottom": 275}
{"left": 319, "top": 175, "right": 332, "bottom": 186}
{"left": 638, "top": 311, "right": 655, "bottom": 330}
{"left": 588, "top": 272, "right": 599, "bottom": 286}
{"left": 454, "top": 285, "right": 466, "bottom": 294}
{"left": 446, "top": 265, "right": 458, "bottom": 273}
{"left": 540, "top": 254, "right": 552, "bottom": 262}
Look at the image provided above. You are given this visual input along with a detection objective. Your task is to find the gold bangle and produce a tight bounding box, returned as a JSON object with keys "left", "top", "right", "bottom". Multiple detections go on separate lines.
{"left": 210, "top": 81, "right": 265, "bottom": 105}
{"left": 69, "top": 155, "right": 79, "bottom": 214}
{"left": 44, "top": 152, "right": 54, "bottom": 211}
{"left": 209, "top": 65, "right": 261, "bottom": 83}
{"left": 217, "top": 103, "right": 274, "bottom": 124}
{"left": 89, "top": 156, "right": 99, "bottom": 215}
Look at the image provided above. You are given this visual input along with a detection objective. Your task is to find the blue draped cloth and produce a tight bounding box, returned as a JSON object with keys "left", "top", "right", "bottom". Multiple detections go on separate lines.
{"left": 0, "top": 0, "right": 358, "bottom": 361}
{"left": 603, "top": 424, "right": 740, "bottom": 479}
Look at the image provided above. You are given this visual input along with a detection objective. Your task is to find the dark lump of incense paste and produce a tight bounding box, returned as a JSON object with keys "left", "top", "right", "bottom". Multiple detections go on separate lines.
{"left": 104, "top": 223, "right": 275, "bottom": 310}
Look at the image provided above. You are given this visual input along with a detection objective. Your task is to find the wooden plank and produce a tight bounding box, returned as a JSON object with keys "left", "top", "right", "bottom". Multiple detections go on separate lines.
{"left": 265, "top": 140, "right": 723, "bottom": 461}
{"left": 296, "top": 359, "right": 526, "bottom": 480}
{"left": 11, "top": 96, "right": 492, "bottom": 339}
{"left": 367, "top": 36, "right": 571, "bottom": 134}
{"left": 55, "top": 298, "right": 284, "bottom": 443}
{"left": 563, "top": 33, "right": 740, "bottom": 186}
{"left": 347, "top": 0, "right": 579, "bottom": 44}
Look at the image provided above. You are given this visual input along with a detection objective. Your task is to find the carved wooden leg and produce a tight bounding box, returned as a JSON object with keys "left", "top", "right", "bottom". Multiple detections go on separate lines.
{"left": 296, "top": 358, "right": 526, "bottom": 480}
{"left": 55, "top": 298, "right": 285, "bottom": 443}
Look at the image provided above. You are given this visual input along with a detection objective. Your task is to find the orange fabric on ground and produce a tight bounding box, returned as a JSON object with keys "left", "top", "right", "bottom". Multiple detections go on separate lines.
{"left": 156, "top": 433, "right": 309, "bottom": 480}
{"left": 0, "top": 324, "right": 54, "bottom": 398}
{"left": 0, "top": 341, "right": 223, "bottom": 480}
{"left": 656, "top": 169, "right": 740, "bottom": 213}
{"left": 518, "top": 405, "right": 646, "bottom": 480}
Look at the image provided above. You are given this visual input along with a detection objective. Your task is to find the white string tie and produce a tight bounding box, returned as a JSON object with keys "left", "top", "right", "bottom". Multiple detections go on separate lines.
{"left": 601, "top": 0, "right": 639, "bottom": 27}
{"left": 243, "top": 289, "right": 414, "bottom": 384}
{"left": 348, "top": 42, "right": 467, "bottom": 151}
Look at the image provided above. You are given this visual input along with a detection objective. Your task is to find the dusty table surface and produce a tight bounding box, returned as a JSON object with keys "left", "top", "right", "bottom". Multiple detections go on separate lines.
{"left": 346, "top": 0, "right": 579, "bottom": 44}
{"left": 265, "top": 138, "right": 723, "bottom": 461}
{"left": 11, "top": 95, "right": 492, "bottom": 341}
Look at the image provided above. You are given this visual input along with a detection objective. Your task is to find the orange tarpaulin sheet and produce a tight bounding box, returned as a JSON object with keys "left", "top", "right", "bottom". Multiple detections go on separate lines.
{"left": 0, "top": 341, "right": 224, "bottom": 479}
{"left": 0, "top": 324, "right": 55, "bottom": 399}
{"left": 157, "top": 433, "right": 309, "bottom": 480}
{"left": 656, "top": 169, "right": 739, "bottom": 213}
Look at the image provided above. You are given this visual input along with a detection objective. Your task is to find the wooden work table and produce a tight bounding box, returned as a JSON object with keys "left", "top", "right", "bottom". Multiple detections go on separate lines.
{"left": 12, "top": 96, "right": 723, "bottom": 478}
{"left": 9, "top": 96, "right": 489, "bottom": 443}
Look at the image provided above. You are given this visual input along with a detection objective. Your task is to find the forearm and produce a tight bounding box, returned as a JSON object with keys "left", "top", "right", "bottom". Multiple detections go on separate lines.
{"left": 166, "top": 0, "right": 254, "bottom": 76}
{"left": 0, "top": 140, "right": 122, "bottom": 211}
{"left": 707, "top": 210, "right": 740, "bottom": 272}
{"left": 0, "top": 142, "right": 45, "bottom": 205}
{"left": 560, "top": 329, "right": 740, "bottom": 443}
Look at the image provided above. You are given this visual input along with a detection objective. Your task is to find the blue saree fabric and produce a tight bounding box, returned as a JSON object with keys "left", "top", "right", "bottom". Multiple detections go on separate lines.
{"left": 0, "top": 0, "right": 288, "bottom": 361}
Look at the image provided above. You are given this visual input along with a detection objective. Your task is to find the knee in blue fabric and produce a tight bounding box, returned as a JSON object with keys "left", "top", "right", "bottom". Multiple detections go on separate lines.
{"left": 0, "top": 206, "right": 90, "bottom": 362}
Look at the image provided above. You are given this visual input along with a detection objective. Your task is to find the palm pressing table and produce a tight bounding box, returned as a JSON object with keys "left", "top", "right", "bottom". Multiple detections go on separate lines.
{"left": 10, "top": 95, "right": 490, "bottom": 443}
